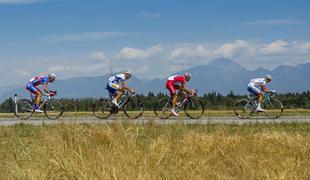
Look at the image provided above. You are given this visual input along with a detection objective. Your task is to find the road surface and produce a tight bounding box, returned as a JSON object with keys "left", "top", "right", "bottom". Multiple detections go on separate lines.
{"left": 0, "top": 116, "right": 309, "bottom": 126}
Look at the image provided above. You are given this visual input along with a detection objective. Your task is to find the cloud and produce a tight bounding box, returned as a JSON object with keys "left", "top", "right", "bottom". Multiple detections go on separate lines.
{"left": 116, "top": 44, "right": 164, "bottom": 60}
{"left": 40, "top": 31, "right": 132, "bottom": 42}
{"left": 243, "top": 18, "right": 307, "bottom": 26}
{"left": 169, "top": 46, "right": 211, "bottom": 60}
{"left": 213, "top": 40, "right": 255, "bottom": 58}
{"left": 0, "top": 0, "right": 46, "bottom": 4}
{"left": 91, "top": 51, "right": 108, "bottom": 61}
{"left": 260, "top": 40, "right": 289, "bottom": 55}
{"left": 12, "top": 68, "right": 31, "bottom": 77}
{"left": 139, "top": 12, "right": 160, "bottom": 19}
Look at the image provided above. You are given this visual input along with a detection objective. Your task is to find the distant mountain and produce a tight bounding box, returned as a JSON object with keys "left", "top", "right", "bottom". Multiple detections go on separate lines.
{"left": 1, "top": 58, "right": 309, "bottom": 101}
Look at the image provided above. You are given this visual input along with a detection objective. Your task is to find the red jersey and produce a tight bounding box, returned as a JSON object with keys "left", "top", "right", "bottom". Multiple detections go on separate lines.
{"left": 167, "top": 75, "right": 186, "bottom": 84}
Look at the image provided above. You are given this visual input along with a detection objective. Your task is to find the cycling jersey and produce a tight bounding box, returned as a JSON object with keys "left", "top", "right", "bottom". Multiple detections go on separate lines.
{"left": 26, "top": 76, "right": 49, "bottom": 95}
{"left": 247, "top": 78, "right": 266, "bottom": 96}
{"left": 107, "top": 74, "right": 126, "bottom": 94}
{"left": 28, "top": 76, "right": 49, "bottom": 86}
{"left": 166, "top": 75, "right": 186, "bottom": 95}
{"left": 108, "top": 74, "right": 126, "bottom": 84}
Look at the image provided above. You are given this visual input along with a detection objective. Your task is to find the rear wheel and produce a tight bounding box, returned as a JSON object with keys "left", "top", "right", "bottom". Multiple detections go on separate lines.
{"left": 93, "top": 98, "right": 112, "bottom": 119}
{"left": 153, "top": 98, "right": 172, "bottom": 119}
{"left": 184, "top": 98, "right": 205, "bottom": 119}
{"left": 234, "top": 99, "right": 254, "bottom": 119}
{"left": 14, "top": 99, "right": 34, "bottom": 120}
{"left": 44, "top": 99, "right": 64, "bottom": 120}
{"left": 123, "top": 96, "right": 144, "bottom": 119}
{"left": 262, "top": 98, "right": 283, "bottom": 119}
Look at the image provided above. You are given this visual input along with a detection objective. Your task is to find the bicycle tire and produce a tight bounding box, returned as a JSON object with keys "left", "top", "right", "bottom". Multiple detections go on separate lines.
{"left": 123, "top": 96, "right": 144, "bottom": 119}
{"left": 14, "top": 99, "right": 34, "bottom": 120}
{"left": 93, "top": 98, "right": 112, "bottom": 119}
{"left": 263, "top": 98, "right": 284, "bottom": 119}
{"left": 234, "top": 99, "right": 254, "bottom": 119}
{"left": 44, "top": 99, "right": 64, "bottom": 120}
{"left": 184, "top": 98, "right": 205, "bottom": 119}
{"left": 153, "top": 98, "right": 172, "bottom": 119}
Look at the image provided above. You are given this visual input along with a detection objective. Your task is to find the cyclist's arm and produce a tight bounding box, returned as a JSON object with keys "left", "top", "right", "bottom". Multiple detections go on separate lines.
{"left": 42, "top": 83, "right": 50, "bottom": 94}
{"left": 181, "top": 83, "right": 193, "bottom": 94}
{"left": 260, "top": 85, "right": 269, "bottom": 93}
{"left": 121, "top": 81, "right": 134, "bottom": 93}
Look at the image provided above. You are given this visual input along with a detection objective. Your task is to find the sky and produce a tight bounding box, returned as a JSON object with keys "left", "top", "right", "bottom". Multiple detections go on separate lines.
{"left": 0, "top": 0, "right": 310, "bottom": 87}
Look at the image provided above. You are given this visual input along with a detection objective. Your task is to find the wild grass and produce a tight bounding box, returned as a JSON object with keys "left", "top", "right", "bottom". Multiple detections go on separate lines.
{"left": 0, "top": 123, "right": 309, "bottom": 179}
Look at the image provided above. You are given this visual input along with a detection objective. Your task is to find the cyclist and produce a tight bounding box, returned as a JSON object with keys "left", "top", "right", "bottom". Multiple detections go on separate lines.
{"left": 26, "top": 74, "right": 56, "bottom": 113}
{"left": 107, "top": 72, "right": 134, "bottom": 107}
{"left": 166, "top": 73, "right": 194, "bottom": 116}
{"left": 247, "top": 74, "right": 273, "bottom": 112}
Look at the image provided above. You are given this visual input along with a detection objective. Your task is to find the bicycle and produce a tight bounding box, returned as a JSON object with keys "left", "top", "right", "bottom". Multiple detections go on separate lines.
{"left": 14, "top": 91, "right": 64, "bottom": 120}
{"left": 153, "top": 89, "right": 205, "bottom": 119}
{"left": 93, "top": 91, "right": 144, "bottom": 119}
{"left": 234, "top": 91, "right": 284, "bottom": 119}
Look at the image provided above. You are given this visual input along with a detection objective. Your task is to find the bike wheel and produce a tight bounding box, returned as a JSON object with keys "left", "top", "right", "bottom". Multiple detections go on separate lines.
{"left": 123, "top": 97, "right": 144, "bottom": 119}
{"left": 153, "top": 98, "right": 172, "bottom": 119}
{"left": 184, "top": 98, "right": 205, "bottom": 119}
{"left": 234, "top": 99, "right": 254, "bottom": 119}
{"left": 14, "top": 99, "right": 34, "bottom": 120}
{"left": 262, "top": 98, "right": 283, "bottom": 119}
{"left": 44, "top": 99, "right": 64, "bottom": 120}
{"left": 93, "top": 98, "right": 112, "bottom": 119}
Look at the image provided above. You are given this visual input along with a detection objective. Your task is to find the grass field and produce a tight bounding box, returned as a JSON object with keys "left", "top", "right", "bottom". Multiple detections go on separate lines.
{"left": 0, "top": 123, "right": 309, "bottom": 179}
{"left": 1, "top": 109, "right": 310, "bottom": 119}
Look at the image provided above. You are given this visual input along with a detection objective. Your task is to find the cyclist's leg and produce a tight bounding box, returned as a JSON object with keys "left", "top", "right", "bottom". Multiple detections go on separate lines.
{"left": 166, "top": 82, "right": 179, "bottom": 116}
{"left": 26, "top": 84, "right": 41, "bottom": 109}
{"left": 248, "top": 85, "right": 263, "bottom": 110}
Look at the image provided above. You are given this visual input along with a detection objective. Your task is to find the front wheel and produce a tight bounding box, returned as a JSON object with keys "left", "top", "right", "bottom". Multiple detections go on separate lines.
{"left": 262, "top": 98, "right": 283, "bottom": 119}
{"left": 153, "top": 98, "right": 172, "bottom": 119}
{"left": 93, "top": 98, "right": 112, "bottom": 119}
{"left": 184, "top": 98, "right": 205, "bottom": 119}
{"left": 14, "top": 99, "right": 34, "bottom": 120}
{"left": 234, "top": 99, "right": 254, "bottom": 119}
{"left": 44, "top": 99, "right": 64, "bottom": 120}
{"left": 123, "top": 96, "right": 144, "bottom": 119}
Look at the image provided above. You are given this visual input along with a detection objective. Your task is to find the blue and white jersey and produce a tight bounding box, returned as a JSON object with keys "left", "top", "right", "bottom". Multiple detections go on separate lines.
{"left": 248, "top": 78, "right": 266, "bottom": 88}
{"left": 108, "top": 74, "right": 126, "bottom": 84}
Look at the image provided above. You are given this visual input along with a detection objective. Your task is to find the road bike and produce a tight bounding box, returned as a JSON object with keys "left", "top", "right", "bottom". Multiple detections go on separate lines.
{"left": 14, "top": 91, "right": 64, "bottom": 120}
{"left": 234, "top": 91, "right": 283, "bottom": 119}
{"left": 93, "top": 91, "right": 144, "bottom": 119}
{"left": 153, "top": 89, "right": 205, "bottom": 119}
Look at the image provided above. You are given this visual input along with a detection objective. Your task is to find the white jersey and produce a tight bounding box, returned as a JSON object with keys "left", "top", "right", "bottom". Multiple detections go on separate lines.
{"left": 248, "top": 78, "right": 266, "bottom": 88}
{"left": 108, "top": 74, "right": 126, "bottom": 84}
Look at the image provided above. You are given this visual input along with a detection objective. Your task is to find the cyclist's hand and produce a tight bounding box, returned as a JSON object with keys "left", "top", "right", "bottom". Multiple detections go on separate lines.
{"left": 191, "top": 90, "right": 197, "bottom": 96}
{"left": 49, "top": 91, "right": 56, "bottom": 96}
{"left": 270, "top": 90, "right": 276, "bottom": 93}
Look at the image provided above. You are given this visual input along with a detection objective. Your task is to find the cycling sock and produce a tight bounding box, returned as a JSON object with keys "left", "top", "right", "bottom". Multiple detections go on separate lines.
{"left": 35, "top": 104, "right": 40, "bottom": 110}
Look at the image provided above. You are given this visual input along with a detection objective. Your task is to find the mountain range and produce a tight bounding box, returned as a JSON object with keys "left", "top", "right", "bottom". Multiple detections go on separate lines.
{"left": 0, "top": 58, "right": 309, "bottom": 101}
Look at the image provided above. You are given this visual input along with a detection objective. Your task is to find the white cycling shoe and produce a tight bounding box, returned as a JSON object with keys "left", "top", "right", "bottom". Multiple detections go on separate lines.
{"left": 35, "top": 109, "right": 43, "bottom": 113}
{"left": 112, "top": 99, "right": 120, "bottom": 107}
{"left": 256, "top": 107, "right": 266, "bottom": 112}
{"left": 171, "top": 108, "right": 179, "bottom": 117}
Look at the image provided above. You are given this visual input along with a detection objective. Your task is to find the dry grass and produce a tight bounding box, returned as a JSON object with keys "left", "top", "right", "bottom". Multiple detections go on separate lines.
{"left": 0, "top": 123, "right": 309, "bottom": 179}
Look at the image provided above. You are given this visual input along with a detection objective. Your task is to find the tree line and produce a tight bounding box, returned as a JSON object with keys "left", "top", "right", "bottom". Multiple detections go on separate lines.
{"left": 0, "top": 91, "right": 309, "bottom": 113}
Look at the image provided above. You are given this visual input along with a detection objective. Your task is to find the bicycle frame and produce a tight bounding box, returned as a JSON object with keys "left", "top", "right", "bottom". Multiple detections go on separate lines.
{"left": 164, "top": 91, "right": 197, "bottom": 110}
{"left": 30, "top": 93, "right": 52, "bottom": 109}
{"left": 108, "top": 91, "right": 133, "bottom": 109}
{"left": 244, "top": 92, "right": 275, "bottom": 113}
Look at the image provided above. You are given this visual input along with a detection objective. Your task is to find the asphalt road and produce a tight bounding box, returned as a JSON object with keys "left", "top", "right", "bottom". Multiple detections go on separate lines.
{"left": 0, "top": 116, "right": 309, "bottom": 126}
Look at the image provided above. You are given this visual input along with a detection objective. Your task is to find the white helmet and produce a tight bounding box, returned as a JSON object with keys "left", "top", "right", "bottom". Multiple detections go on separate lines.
{"left": 48, "top": 73, "right": 56, "bottom": 82}
{"left": 265, "top": 74, "right": 272, "bottom": 80}
{"left": 184, "top": 73, "right": 192, "bottom": 82}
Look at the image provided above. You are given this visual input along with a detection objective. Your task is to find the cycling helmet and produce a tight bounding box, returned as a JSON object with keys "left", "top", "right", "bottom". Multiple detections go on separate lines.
{"left": 48, "top": 73, "right": 56, "bottom": 82}
{"left": 125, "top": 72, "right": 132, "bottom": 79}
{"left": 184, "top": 73, "right": 192, "bottom": 82}
{"left": 265, "top": 74, "right": 272, "bottom": 80}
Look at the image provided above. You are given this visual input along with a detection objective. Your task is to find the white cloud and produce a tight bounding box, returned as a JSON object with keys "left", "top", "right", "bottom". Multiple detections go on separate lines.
{"left": 139, "top": 12, "right": 160, "bottom": 19}
{"left": 169, "top": 46, "right": 210, "bottom": 60}
{"left": 12, "top": 68, "right": 31, "bottom": 77}
{"left": 40, "top": 31, "right": 131, "bottom": 42}
{"left": 91, "top": 51, "right": 107, "bottom": 61}
{"left": 243, "top": 18, "right": 307, "bottom": 26}
{"left": 260, "top": 40, "right": 289, "bottom": 55}
{"left": 213, "top": 40, "right": 255, "bottom": 58}
{"left": 116, "top": 44, "right": 164, "bottom": 60}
